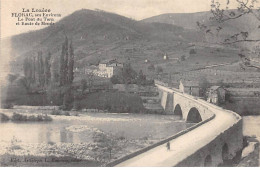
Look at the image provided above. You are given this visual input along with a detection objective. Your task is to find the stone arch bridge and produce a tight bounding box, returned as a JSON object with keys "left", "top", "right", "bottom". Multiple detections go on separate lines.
{"left": 107, "top": 83, "right": 243, "bottom": 167}
{"left": 160, "top": 86, "right": 212, "bottom": 123}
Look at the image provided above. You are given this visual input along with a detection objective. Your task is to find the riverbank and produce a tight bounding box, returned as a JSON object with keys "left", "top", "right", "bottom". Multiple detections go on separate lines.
{"left": 0, "top": 108, "right": 191, "bottom": 166}
{"left": 239, "top": 116, "right": 260, "bottom": 167}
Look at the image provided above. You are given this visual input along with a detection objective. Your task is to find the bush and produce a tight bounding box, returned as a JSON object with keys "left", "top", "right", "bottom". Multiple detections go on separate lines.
{"left": 180, "top": 55, "right": 186, "bottom": 61}
{"left": 156, "top": 66, "right": 163, "bottom": 74}
{"left": 64, "top": 112, "right": 70, "bottom": 116}
{"left": 46, "top": 85, "right": 63, "bottom": 105}
{"left": 1, "top": 103, "right": 13, "bottom": 109}
{"left": 147, "top": 64, "right": 155, "bottom": 71}
{"left": 111, "top": 75, "right": 121, "bottom": 84}
{"left": 0, "top": 113, "right": 10, "bottom": 122}
{"left": 74, "top": 91, "right": 144, "bottom": 113}
{"left": 50, "top": 110, "right": 71, "bottom": 116}
{"left": 73, "top": 101, "right": 81, "bottom": 111}
{"left": 11, "top": 112, "right": 52, "bottom": 121}
{"left": 28, "top": 115, "right": 37, "bottom": 121}
{"left": 11, "top": 112, "right": 27, "bottom": 121}
{"left": 50, "top": 110, "right": 62, "bottom": 115}
{"left": 189, "top": 49, "right": 196, "bottom": 54}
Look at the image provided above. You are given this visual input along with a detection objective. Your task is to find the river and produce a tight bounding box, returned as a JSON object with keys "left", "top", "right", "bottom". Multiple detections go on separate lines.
{"left": 0, "top": 112, "right": 192, "bottom": 144}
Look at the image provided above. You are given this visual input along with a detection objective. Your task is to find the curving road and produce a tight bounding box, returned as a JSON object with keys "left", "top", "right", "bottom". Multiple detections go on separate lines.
{"left": 115, "top": 85, "right": 240, "bottom": 167}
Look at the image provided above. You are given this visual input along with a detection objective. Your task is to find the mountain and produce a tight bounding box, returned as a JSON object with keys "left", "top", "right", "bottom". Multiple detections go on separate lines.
{"left": 6, "top": 9, "right": 206, "bottom": 73}
{"left": 3, "top": 9, "right": 244, "bottom": 76}
{"left": 142, "top": 12, "right": 212, "bottom": 30}
{"left": 142, "top": 10, "right": 260, "bottom": 43}
{"left": 142, "top": 10, "right": 259, "bottom": 30}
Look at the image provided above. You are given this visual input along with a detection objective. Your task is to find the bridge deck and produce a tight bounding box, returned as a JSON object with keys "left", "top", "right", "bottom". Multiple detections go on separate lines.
{"left": 115, "top": 85, "right": 239, "bottom": 167}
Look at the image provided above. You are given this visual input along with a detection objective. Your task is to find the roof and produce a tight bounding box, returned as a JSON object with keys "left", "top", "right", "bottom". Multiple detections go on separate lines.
{"left": 99, "top": 59, "right": 112, "bottom": 64}
{"left": 209, "top": 86, "right": 226, "bottom": 91}
{"left": 210, "top": 86, "right": 221, "bottom": 91}
{"left": 100, "top": 59, "right": 121, "bottom": 65}
{"left": 180, "top": 80, "right": 199, "bottom": 87}
{"left": 89, "top": 65, "right": 97, "bottom": 70}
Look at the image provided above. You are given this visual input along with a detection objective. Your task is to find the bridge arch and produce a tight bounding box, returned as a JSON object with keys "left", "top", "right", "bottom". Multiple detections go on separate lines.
{"left": 222, "top": 143, "right": 229, "bottom": 162}
{"left": 173, "top": 104, "right": 183, "bottom": 120}
{"left": 204, "top": 155, "right": 212, "bottom": 167}
{"left": 186, "top": 107, "right": 202, "bottom": 123}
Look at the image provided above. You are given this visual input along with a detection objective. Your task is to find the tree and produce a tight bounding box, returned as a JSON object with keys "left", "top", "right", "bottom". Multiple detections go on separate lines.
{"left": 199, "top": 77, "right": 211, "bottom": 98}
{"left": 59, "top": 37, "right": 74, "bottom": 86}
{"left": 59, "top": 43, "right": 66, "bottom": 86}
{"left": 44, "top": 52, "right": 51, "bottom": 86}
{"left": 180, "top": 55, "right": 186, "bottom": 61}
{"left": 205, "top": 0, "right": 260, "bottom": 45}
{"left": 80, "top": 79, "right": 88, "bottom": 93}
{"left": 156, "top": 66, "right": 163, "bottom": 74}
{"left": 8, "top": 74, "right": 18, "bottom": 84}
{"left": 23, "top": 57, "right": 33, "bottom": 91}
{"left": 122, "top": 63, "right": 137, "bottom": 84}
{"left": 68, "top": 41, "right": 74, "bottom": 84}
{"left": 137, "top": 70, "right": 146, "bottom": 85}
{"left": 196, "top": 0, "right": 260, "bottom": 69}
{"left": 111, "top": 75, "right": 121, "bottom": 84}
{"left": 189, "top": 49, "right": 196, "bottom": 55}
{"left": 36, "top": 51, "right": 45, "bottom": 87}
{"left": 32, "top": 56, "right": 36, "bottom": 83}
{"left": 51, "top": 54, "right": 60, "bottom": 83}
{"left": 148, "top": 64, "right": 155, "bottom": 71}
{"left": 64, "top": 36, "right": 69, "bottom": 84}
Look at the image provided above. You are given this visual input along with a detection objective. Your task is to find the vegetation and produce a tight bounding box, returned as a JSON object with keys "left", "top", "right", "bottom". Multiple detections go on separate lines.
{"left": 59, "top": 37, "right": 74, "bottom": 86}
{"left": 11, "top": 112, "right": 52, "bottom": 121}
{"left": 199, "top": 77, "right": 211, "bottom": 98}
{"left": 80, "top": 79, "right": 88, "bottom": 94}
{"left": 111, "top": 63, "right": 154, "bottom": 86}
{"left": 0, "top": 113, "right": 10, "bottom": 122}
{"left": 180, "top": 55, "right": 186, "bottom": 61}
{"left": 209, "top": 0, "right": 260, "bottom": 44}
{"left": 189, "top": 49, "right": 196, "bottom": 55}
{"left": 156, "top": 66, "right": 163, "bottom": 74}
{"left": 0, "top": 112, "right": 52, "bottom": 122}
{"left": 1, "top": 37, "right": 76, "bottom": 110}
{"left": 147, "top": 64, "right": 155, "bottom": 72}
{"left": 50, "top": 110, "right": 71, "bottom": 116}
{"left": 197, "top": 0, "right": 260, "bottom": 64}
{"left": 73, "top": 91, "right": 144, "bottom": 113}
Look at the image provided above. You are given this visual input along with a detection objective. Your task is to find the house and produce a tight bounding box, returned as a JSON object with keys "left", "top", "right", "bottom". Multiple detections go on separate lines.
{"left": 97, "top": 59, "right": 123, "bottom": 78}
{"left": 207, "top": 86, "right": 226, "bottom": 105}
{"left": 179, "top": 80, "right": 200, "bottom": 96}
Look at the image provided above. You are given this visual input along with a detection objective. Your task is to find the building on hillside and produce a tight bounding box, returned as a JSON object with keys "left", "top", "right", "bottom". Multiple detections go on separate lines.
{"left": 207, "top": 86, "right": 226, "bottom": 105}
{"left": 179, "top": 80, "right": 200, "bottom": 96}
{"left": 96, "top": 59, "right": 123, "bottom": 78}
{"left": 163, "top": 53, "right": 169, "bottom": 60}
{"left": 249, "top": 57, "right": 260, "bottom": 68}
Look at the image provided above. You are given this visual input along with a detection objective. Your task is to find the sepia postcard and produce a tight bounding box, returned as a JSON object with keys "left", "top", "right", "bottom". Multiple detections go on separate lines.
{"left": 0, "top": 0, "right": 260, "bottom": 167}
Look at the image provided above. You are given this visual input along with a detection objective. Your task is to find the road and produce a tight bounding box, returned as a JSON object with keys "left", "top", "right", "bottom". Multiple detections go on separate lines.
{"left": 115, "top": 85, "right": 240, "bottom": 167}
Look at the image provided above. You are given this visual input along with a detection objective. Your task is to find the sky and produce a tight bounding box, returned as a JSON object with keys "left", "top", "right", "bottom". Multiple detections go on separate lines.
{"left": 1, "top": 0, "right": 259, "bottom": 38}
